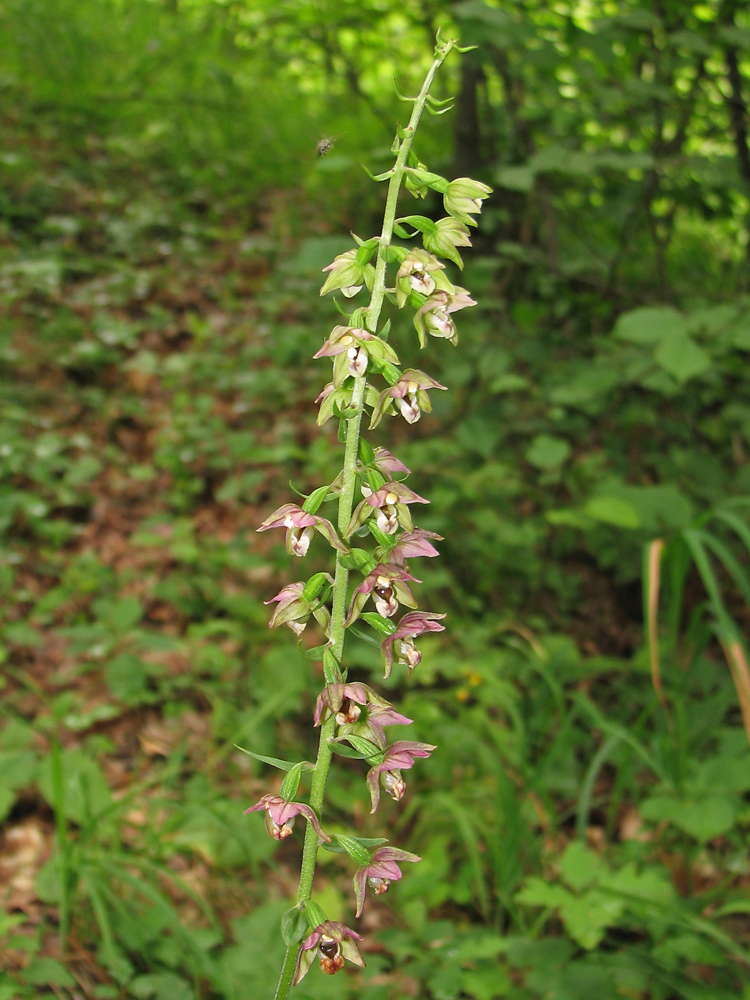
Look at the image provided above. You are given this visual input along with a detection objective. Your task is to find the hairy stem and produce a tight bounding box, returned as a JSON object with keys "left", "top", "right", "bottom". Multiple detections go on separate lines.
{"left": 273, "top": 43, "right": 453, "bottom": 1000}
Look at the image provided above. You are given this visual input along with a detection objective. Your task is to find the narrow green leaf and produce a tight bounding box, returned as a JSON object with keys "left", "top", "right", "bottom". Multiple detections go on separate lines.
{"left": 234, "top": 747, "right": 313, "bottom": 773}
{"left": 347, "top": 624, "right": 382, "bottom": 648}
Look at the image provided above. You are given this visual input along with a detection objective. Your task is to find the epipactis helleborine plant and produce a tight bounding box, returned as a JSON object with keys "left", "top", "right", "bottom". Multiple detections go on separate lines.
{"left": 241, "top": 33, "right": 491, "bottom": 999}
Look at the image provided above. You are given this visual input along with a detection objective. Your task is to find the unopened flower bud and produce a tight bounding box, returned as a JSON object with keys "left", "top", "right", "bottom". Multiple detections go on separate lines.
{"left": 444, "top": 177, "right": 492, "bottom": 227}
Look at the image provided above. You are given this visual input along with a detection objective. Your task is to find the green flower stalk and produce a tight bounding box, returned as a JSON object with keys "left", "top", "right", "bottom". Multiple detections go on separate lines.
{"left": 245, "top": 32, "right": 491, "bottom": 999}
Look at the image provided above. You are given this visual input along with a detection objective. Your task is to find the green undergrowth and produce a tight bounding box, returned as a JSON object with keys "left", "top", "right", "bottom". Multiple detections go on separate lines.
{"left": 2, "top": 2, "right": 750, "bottom": 996}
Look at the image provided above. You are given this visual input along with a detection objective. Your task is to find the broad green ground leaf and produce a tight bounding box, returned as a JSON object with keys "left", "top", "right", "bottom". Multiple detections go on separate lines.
{"left": 614, "top": 307, "right": 687, "bottom": 344}
{"left": 654, "top": 332, "right": 711, "bottom": 382}
{"left": 526, "top": 434, "right": 571, "bottom": 470}
{"left": 640, "top": 794, "right": 737, "bottom": 842}
{"left": 583, "top": 497, "right": 641, "bottom": 529}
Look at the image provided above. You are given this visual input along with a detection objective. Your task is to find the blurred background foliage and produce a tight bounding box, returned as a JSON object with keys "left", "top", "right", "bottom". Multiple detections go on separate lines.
{"left": 1, "top": 0, "right": 750, "bottom": 997}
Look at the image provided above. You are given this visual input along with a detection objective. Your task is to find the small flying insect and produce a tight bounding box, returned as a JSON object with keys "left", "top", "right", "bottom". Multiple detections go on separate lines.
{"left": 315, "top": 133, "right": 346, "bottom": 157}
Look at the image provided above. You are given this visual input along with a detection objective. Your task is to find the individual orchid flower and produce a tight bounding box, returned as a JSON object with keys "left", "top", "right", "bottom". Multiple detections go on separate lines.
{"left": 371, "top": 447, "right": 411, "bottom": 478}
{"left": 443, "top": 177, "right": 492, "bottom": 227}
{"left": 348, "top": 482, "right": 429, "bottom": 537}
{"left": 243, "top": 794, "right": 330, "bottom": 842}
{"left": 370, "top": 369, "right": 447, "bottom": 428}
{"left": 257, "top": 502, "right": 347, "bottom": 558}
{"left": 328, "top": 447, "right": 411, "bottom": 497}
{"left": 264, "top": 580, "right": 330, "bottom": 635}
{"left": 395, "top": 249, "right": 449, "bottom": 308}
{"left": 314, "top": 682, "right": 412, "bottom": 749}
{"left": 353, "top": 846, "right": 421, "bottom": 917}
{"left": 366, "top": 740, "right": 436, "bottom": 813}
{"left": 345, "top": 564, "right": 420, "bottom": 625}
{"left": 414, "top": 288, "right": 476, "bottom": 348}
{"left": 293, "top": 921, "right": 365, "bottom": 983}
{"left": 386, "top": 528, "right": 443, "bottom": 564}
{"left": 264, "top": 582, "right": 312, "bottom": 635}
{"left": 316, "top": 380, "right": 380, "bottom": 426}
{"left": 320, "top": 249, "right": 375, "bottom": 298}
{"left": 381, "top": 611, "right": 446, "bottom": 678}
{"left": 313, "top": 326, "right": 399, "bottom": 387}
{"left": 422, "top": 216, "right": 473, "bottom": 268}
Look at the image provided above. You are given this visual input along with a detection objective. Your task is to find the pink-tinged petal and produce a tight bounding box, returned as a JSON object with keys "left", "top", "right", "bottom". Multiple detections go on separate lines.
{"left": 373, "top": 847, "right": 421, "bottom": 864}
{"left": 372, "top": 447, "right": 410, "bottom": 476}
{"left": 392, "top": 530, "right": 443, "bottom": 560}
{"left": 366, "top": 766, "right": 383, "bottom": 813}
{"left": 302, "top": 928, "right": 323, "bottom": 950}
{"left": 257, "top": 503, "right": 305, "bottom": 531}
{"left": 353, "top": 868, "right": 368, "bottom": 918}
{"left": 367, "top": 860, "right": 404, "bottom": 880}
{"left": 243, "top": 794, "right": 272, "bottom": 815}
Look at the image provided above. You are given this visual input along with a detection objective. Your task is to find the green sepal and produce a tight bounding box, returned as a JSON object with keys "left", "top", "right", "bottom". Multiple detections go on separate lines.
{"left": 281, "top": 906, "right": 310, "bottom": 946}
{"left": 322, "top": 836, "right": 388, "bottom": 855}
{"left": 348, "top": 624, "right": 382, "bottom": 648}
{"left": 396, "top": 215, "right": 438, "bottom": 236}
{"left": 360, "top": 612, "right": 397, "bottom": 636}
{"left": 393, "top": 222, "right": 413, "bottom": 240}
{"left": 339, "top": 548, "right": 376, "bottom": 573}
{"left": 330, "top": 833, "right": 373, "bottom": 867}
{"left": 302, "top": 485, "right": 332, "bottom": 515}
{"left": 303, "top": 900, "right": 327, "bottom": 931}
{"left": 359, "top": 438, "right": 375, "bottom": 465}
{"left": 234, "top": 747, "right": 315, "bottom": 773}
{"left": 280, "top": 762, "right": 306, "bottom": 800}
{"left": 350, "top": 307, "right": 367, "bottom": 327}
{"left": 379, "top": 318, "right": 392, "bottom": 341}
